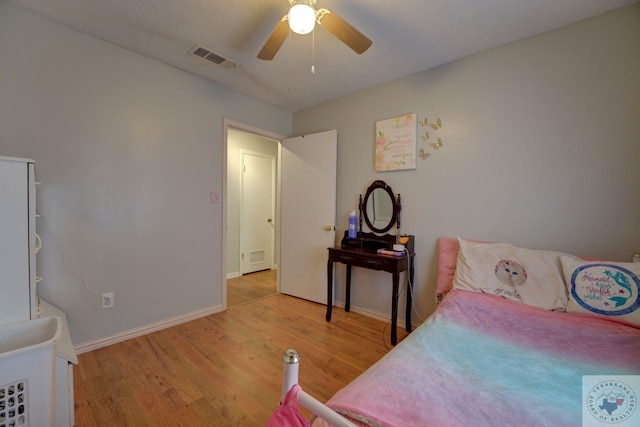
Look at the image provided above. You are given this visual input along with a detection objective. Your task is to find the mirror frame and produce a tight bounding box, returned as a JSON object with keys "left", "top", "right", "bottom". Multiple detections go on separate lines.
{"left": 360, "top": 180, "right": 400, "bottom": 234}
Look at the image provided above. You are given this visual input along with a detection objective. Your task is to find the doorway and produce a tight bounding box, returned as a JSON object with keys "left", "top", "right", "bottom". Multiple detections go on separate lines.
{"left": 224, "top": 121, "right": 284, "bottom": 308}
{"left": 223, "top": 121, "right": 338, "bottom": 309}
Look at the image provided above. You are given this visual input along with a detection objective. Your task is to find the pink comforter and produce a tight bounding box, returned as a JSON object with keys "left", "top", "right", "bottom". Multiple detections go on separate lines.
{"left": 312, "top": 290, "right": 640, "bottom": 427}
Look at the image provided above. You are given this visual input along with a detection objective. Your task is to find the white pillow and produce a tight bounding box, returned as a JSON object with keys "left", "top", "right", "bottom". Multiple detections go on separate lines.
{"left": 560, "top": 256, "right": 640, "bottom": 326}
{"left": 452, "top": 238, "right": 570, "bottom": 311}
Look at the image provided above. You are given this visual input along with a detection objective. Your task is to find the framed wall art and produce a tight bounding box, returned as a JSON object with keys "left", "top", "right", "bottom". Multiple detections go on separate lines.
{"left": 375, "top": 113, "right": 417, "bottom": 171}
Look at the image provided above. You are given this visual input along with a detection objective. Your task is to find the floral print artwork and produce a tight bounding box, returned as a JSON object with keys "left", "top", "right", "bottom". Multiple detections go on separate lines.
{"left": 375, "top": 113, "right": 417, "bottom": 171}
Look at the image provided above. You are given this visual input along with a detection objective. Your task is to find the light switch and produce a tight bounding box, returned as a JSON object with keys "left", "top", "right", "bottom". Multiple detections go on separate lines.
{"left": 210, "top": 190, "right": 221, "bottom": 204}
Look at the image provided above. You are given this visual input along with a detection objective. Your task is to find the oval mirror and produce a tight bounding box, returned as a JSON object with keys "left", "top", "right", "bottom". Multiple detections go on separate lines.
{"left": 361, "top": 180, "right": 398, "bottom": 234}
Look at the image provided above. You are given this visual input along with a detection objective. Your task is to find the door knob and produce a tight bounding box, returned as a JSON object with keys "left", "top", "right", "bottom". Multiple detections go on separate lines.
{"left": 324, "top": 225, "right": 334, "bottom": 231}
{"left": 267, "top": 218, "right": 273, "bottom": 223}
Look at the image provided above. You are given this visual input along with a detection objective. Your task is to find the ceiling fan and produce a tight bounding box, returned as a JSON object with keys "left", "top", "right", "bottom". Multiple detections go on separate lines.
{"left": 257, "top": 0, "right": 372, "bottom": 60}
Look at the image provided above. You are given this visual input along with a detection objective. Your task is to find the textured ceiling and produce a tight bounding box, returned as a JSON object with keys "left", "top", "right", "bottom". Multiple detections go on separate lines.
{"left": 8, "top": 0, "right": 638, "bottom": 112}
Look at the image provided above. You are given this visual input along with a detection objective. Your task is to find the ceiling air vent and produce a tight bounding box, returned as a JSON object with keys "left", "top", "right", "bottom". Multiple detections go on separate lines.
{"left": 189, "top": 45, "right": 237, "bottom": 69}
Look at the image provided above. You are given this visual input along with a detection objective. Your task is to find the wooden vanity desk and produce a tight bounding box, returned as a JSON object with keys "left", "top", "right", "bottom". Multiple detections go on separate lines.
{"left": 326, "top": 232, "right": 415, "bottom": 346}
{"left": 326, "top": 180, "right": 415, "bottom": 346}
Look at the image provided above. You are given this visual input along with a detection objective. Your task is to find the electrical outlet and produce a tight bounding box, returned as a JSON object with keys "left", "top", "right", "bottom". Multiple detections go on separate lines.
{"left": 102, "top": 292, "right": 114, "bottom": 309}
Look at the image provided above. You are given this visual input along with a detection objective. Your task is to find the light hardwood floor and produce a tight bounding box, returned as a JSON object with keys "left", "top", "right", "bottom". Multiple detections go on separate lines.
{"left": 73, "top": 293, "right": 408, "bottom": 426}
{"left": 227, "top": 269, "right": 277, "bottom": 307}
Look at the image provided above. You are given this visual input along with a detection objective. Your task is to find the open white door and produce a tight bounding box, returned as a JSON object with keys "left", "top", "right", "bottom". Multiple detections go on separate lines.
{"left": 280, "top": 130, "right": 337, "bottom": 304}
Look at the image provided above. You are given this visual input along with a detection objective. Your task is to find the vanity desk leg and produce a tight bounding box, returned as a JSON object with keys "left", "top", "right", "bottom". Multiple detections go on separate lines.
{"left": 345, "top": 265, "right": 352, "bottom": 312}
{"left": 326, "top": 261, "right": 351, "bottom": 320}
{"left": 406, "top": 257, "right": 414, "bottom": 332}
{"left": 326, "top": 259, "right": 333, "bottom": 321}
{"left": 391, "top": 272, "right": 400, "bottom": 346}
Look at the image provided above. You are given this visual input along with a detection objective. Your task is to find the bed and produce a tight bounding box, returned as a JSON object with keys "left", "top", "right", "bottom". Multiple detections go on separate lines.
{"left": 276, "top": 237, "right": 640, "bottom": 427}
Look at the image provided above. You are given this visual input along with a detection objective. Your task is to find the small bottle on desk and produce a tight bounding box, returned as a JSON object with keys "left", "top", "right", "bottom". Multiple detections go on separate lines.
{"left": 348, "top": 211, "right": 357, "bottom": 238}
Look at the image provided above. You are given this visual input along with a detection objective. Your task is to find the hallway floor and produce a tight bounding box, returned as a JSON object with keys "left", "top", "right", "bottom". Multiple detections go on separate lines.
{"left": 227, "top": 269, "right": 277, "bottom": 307}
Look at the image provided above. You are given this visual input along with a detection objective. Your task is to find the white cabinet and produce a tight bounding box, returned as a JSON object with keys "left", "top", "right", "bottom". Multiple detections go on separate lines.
{"left": 0, "top": 156, "right": 38, "bottom": 324}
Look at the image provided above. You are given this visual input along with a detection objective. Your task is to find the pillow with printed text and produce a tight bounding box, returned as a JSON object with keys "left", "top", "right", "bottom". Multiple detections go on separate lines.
{"left": 560, "top": 256, "right": 640, "bottom": 326}
{"left": 452, "top": 238, "right": 570, "bottom": 311}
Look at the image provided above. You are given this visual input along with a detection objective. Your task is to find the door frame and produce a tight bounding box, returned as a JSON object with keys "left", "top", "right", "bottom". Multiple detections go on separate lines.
{"left": 222, "top": 119, "right": 285, "bottom": 309}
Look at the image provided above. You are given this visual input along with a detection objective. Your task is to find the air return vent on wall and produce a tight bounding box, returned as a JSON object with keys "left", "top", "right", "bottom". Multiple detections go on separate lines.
{"left": 189, "top": 45, "right": 237, "bottom": 69}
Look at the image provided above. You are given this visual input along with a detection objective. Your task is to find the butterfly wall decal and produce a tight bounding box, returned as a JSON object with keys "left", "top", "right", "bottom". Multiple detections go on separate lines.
{"left": 419, "top": 117, "right": 442, "bottom": 129}
{"left": 430, "top": 137, "right": 443, "bottom": 149}
{"left": 418, "top": 148, "right": 431, "bottom": 159}
{"left": 418, "top": 115, "right": 445, "bottom": 160}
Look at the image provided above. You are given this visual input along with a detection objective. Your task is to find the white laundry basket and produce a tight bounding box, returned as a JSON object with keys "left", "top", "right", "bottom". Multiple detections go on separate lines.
{"left": 0, "top": 316, "right": 61, "bottom": 427}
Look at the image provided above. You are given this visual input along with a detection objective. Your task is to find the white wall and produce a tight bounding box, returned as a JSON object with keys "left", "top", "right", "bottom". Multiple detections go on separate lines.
{"left": 0, "top": 4, "right": 292, "bottom": 344}
{"left": 293, "top": 5, "right": 640, "bottom": 322}
{"left": 1, "top": 2, "right": 638, "bottom": 345}
{"left": 226, "top": 128, "right": 279, "bottom": 277}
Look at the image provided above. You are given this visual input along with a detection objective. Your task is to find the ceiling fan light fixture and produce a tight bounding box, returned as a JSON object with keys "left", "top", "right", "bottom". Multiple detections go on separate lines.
{"left": 257, "top": 0, "right": 371, "bottom": 61}
{"left": 288, "top": 1, "right": 316, "bottom": 35}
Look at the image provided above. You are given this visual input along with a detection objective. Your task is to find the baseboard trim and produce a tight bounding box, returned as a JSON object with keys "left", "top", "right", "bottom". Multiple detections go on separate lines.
{"left": 75, "top": 299, "right": 414, "bottom": 354}
{"left": 333, "top": 300, "right": 407, "bottom": 330}
{"left": 74, "top": 304, "right": 225, "bottom": 354}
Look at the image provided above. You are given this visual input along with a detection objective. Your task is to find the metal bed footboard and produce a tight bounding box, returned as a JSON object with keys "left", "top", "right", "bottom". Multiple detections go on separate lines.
{"left": 280, "top": 349, "right": 357, "bottom": 427}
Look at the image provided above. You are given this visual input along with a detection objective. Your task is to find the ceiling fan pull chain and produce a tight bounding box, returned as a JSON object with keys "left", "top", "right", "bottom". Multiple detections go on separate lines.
{"left": 311, "top": 28, "right": 316, "bottom": 74}
{"left": 287, "top": 28, "right": 292, "bottom": 93}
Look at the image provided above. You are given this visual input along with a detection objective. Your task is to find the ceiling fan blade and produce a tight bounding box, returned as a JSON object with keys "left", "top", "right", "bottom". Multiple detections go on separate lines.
{"left": 257, "top": 15, "right": 289, "bottom": 60}
{"left": 317, "top": 8, "right": 372, "bottom": 55}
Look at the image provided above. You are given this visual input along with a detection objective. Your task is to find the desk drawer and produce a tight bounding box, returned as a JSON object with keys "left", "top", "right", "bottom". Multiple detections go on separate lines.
{"left": 353, "top": 256, "right": 391, "bottom": 271}
{"left": 334, "top": 253, "right": 359, "bottom": 265}
{"left": 330, "top": 249, "right": 401, "bottom": 272}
